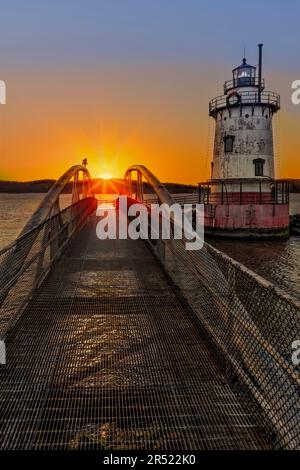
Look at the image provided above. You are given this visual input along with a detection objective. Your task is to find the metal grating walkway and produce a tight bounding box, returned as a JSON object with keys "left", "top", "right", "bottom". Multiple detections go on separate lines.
{"left": 0, "top": 216, "right": 270, "bottom": 450}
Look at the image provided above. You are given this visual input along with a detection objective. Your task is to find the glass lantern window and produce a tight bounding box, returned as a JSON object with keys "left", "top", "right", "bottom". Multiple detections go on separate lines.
{"left": 233, "top": 62, "right": 256, "bottom": 87}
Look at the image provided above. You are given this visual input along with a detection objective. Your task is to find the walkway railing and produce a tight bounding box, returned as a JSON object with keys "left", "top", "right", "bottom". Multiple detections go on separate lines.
{"left": 0, "top": 165, "right": 97, "bottom": 338}
{"left": 123, "top": 165, "right": 300, "bottom": 449}
{"left": 0, "top": 163, "right": 300, "bottom": 449}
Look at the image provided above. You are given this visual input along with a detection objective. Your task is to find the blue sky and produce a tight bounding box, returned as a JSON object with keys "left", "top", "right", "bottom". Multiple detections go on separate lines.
{"left": 0, "top": 0, "right": 299, "bottom": 68}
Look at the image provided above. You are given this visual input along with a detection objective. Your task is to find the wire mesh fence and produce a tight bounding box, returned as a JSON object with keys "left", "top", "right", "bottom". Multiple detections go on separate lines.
{"left": 147, "top": 214, "right": 300, "bottom": 449}
{"left": 0, "top": 218, "right": 272, "bottom": 450}
{"left": 0, "top": 197, "right": 97, "bottom": 339}
{"left": 114, "top": 165, "right": 300, "bottom": 449}
{"left": 1, "top": 163, "right": 300, "bottom": 449}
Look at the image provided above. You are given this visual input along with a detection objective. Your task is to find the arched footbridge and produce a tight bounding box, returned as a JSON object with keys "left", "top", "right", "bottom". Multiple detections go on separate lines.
{"left": 0, "top": 164, "right": 300, "bottom": 450}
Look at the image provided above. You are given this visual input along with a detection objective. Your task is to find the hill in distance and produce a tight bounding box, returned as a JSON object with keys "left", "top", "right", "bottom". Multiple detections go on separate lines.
{"left": 0, "top": 178, "right": 198, "bottom": 194}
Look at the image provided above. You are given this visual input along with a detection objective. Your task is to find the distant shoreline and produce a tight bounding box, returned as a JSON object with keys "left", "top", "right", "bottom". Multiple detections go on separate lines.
{"left": 0, "top": 179, "right": 198, "bottom": 194}
{"left": 0, "top": 179, "right": 299, "bottom": 193}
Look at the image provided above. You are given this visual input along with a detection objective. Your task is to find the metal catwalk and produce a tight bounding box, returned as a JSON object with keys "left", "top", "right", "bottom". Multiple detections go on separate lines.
{"left": 0, "top": 217, "right": 270, "bottom": 450}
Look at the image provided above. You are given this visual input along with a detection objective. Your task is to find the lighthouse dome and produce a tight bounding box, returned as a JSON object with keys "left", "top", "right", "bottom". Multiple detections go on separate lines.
{"left": 232, "top": 58, "right": 256, "bottom": 87}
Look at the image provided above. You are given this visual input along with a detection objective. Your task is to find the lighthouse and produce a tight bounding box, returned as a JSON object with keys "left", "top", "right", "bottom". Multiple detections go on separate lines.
{"left": 199, "top": 44, "right": 290, "bottom": 238}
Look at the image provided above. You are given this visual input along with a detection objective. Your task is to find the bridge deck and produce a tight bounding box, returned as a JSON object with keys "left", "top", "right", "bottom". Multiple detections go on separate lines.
{"left": 0, "top": 216, "right": 270, "bottom": 450}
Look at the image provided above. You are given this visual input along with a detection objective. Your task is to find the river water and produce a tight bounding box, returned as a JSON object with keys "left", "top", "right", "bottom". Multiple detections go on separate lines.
{"left": 0, "top": 192, "right": 299, "bottom": 300}
{"left": 209, "top": 194, "right": 300, "bottom": 301}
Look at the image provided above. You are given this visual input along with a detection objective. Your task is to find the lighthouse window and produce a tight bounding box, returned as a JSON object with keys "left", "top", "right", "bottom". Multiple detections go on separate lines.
{"left": 253, "top": 158, "right": 265, "bottom": 176}
{"left": 223, "top": 135, "right": 235, "bottom": 153}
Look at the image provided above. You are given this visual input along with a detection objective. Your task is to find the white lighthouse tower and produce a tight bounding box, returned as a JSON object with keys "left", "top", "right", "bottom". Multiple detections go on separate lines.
{"left": 199, "top": 44, "right": 290, "bottom": 238}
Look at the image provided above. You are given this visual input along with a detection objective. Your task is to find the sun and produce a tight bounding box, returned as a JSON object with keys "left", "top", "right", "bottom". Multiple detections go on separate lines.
{"left": 99, "top": 172, "right": 113, "bottom": 180}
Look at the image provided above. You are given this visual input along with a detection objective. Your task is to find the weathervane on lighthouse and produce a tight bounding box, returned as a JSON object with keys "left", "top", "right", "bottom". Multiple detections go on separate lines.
{"left": 199, "top": 44, "right": 290, "bottom": 238}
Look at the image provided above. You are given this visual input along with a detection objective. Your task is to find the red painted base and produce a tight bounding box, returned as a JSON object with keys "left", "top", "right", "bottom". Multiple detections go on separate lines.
{"left": 204, "top": 203, "right": 290, "bottom": 238}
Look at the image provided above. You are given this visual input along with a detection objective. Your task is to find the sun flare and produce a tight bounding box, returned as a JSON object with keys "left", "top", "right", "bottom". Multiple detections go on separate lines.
{"left": 99, "top": 172, "right": 113, "bottom": 180}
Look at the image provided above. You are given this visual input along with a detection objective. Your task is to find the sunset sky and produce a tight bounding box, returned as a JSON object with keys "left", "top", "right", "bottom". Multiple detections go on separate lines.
{"left": 0, "top": 0, "right": 299, "bottom": 183}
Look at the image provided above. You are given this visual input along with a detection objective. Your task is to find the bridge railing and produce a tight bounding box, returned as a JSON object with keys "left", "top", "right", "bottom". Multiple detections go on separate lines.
{"left": 123, "top": 165, "right": 300, "bottom": 450}
{"left": 0, "top": 165, "right": 97, "bottom": 338}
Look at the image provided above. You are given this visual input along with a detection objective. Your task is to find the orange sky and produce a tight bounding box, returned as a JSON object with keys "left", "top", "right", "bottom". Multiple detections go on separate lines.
{"left": 0, "top": 63, "right": 299, "bottom": 184}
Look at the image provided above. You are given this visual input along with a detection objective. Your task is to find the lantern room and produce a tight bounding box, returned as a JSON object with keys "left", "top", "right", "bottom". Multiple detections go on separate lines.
{"left": 232, "top": 58, "right": 256, "bottom": 87}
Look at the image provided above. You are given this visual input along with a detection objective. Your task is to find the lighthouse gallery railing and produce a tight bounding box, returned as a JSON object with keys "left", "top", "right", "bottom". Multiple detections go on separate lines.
{"left": 198, "top": 179, "right": 290, "bottom": 205}
{"left": 209, "top": 90, "right": 280, "bottom": 117}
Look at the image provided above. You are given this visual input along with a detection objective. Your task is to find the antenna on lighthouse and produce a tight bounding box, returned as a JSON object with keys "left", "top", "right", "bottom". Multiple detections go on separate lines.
{"left": 258, "top": 43, "right": 263, "bottom": 103}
